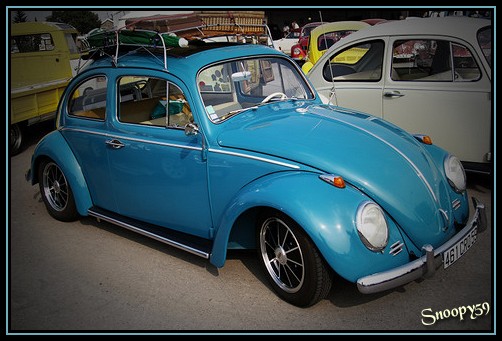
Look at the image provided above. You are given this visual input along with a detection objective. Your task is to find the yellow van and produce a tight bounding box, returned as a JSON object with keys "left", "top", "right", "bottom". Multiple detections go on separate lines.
{"left": 10, "top": 21, "right": 81, "bottom": 154}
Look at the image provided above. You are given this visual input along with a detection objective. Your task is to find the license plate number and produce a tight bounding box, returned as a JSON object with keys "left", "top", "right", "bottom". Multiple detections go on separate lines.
{"left": 442, "top": 227, "right": 477, "bottom": 269}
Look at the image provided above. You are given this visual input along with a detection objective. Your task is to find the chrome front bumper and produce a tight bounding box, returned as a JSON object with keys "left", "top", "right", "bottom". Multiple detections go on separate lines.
{"left": 357, "top": 197, "right": 487, "bottom": 294}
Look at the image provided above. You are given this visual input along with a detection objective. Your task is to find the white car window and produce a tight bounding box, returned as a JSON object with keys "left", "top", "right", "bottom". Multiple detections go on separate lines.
{"left": 391, "top": 39, "right": 481, "bottom": 82}
{"left": 322, "top": 40, "right": 384, "bottom": 82}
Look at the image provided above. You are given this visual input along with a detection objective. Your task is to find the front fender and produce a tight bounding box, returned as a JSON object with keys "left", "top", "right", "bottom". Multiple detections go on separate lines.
{"left": 210, "top": 171, "right": 411, "bottom": 282}
{"left": 29, "top": 130, "right": 93, "bottom": 216}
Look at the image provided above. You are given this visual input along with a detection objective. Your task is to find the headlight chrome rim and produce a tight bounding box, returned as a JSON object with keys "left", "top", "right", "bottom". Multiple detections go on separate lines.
{"left": 444, "top": 154, "right": 467, "bottom": 193}
{"left": 356, "top": 202, "right": 389, "bottom": 252}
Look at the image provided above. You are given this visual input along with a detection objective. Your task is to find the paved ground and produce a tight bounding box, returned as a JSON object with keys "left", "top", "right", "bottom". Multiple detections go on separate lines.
{"left": 7, "top": 121, "right": 494, "bottom": 334}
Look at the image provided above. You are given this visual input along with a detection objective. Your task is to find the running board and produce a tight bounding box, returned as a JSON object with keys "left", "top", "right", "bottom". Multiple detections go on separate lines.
{"left": 88, "top": 206, "right": 212, "bottom": 259}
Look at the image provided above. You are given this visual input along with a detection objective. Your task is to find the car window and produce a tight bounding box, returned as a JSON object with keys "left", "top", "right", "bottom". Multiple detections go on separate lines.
{"left": 477, "top": 26, "right": 492, "bottom": 68}
{"left": 68, "top": 76, "right": 108, "bottom": 120}
{"left": 391, "top": 39, "right": 481, "bottom": 82}
{"left": 317, "top": 30, "right": 357, "bottom": 51}
{"left": 198, "top": 56, "right": 314, "bottom": 123}
{"left": 322, "top": 40, "right": 384, "bottom": 82}
{"left": 117, "top": 76, "right": 193, "bottom": 128}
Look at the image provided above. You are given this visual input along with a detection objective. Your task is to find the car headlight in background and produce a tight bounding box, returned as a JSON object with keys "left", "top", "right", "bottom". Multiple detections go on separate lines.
{"left": 444, "top": 154, "right": 467, "bottom": 193}
{"left": 356, "top": 202, "right": 389, "bottom": 252}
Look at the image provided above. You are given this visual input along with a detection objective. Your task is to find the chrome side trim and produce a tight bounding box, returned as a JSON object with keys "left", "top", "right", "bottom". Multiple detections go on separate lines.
{"left": 209, "top": 148, "right": 300, "bottom": 169}
{"left": 357, "top": 197, "right": 487, "bottom": 294}
{"left": 88, "top": 208, "right": 210, "bottom": 259}
{"left": 61, "top": 127, "right": 202, "bottom": 151}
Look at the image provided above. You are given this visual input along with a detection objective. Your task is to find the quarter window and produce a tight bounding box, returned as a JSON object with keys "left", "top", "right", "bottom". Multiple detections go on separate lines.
{"left": 117, "top": 76, "right": 193, "bottom": 128}
{"left": 68, "top": 76, "right": 108, "bottom": 119}
{"left": 11, "top": 33, "right": 55, "bottom": 53}
{"left": 477, "top": 26, "right": 492, "bottom": 67}
{"left": 391, "top": 39, "right": 481, "bottom": 82}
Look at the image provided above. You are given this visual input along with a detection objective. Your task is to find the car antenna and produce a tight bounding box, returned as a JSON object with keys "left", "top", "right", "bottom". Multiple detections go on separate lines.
{"left": 318, "top": 11, "right": 338, "bottom": 106}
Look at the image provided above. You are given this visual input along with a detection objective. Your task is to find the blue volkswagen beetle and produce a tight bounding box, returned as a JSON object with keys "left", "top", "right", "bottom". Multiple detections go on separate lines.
{"left": 26, "top": 32, "right": 487, "bottom": 307}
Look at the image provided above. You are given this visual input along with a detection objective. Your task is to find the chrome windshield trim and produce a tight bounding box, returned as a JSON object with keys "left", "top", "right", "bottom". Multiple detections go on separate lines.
{"left": 209, "top": 148, "right": 300, "bottom": 169}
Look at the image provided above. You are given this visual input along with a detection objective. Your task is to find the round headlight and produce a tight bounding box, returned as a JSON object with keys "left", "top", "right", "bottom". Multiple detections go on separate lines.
{"left": 356, "top": 202, "right": 389, "bottom": 252}
{"left": 444, "top": 154, "right": 466, "bottom": 193}
{"left": 292, "top": 47, "right": 302, "bottom": 56}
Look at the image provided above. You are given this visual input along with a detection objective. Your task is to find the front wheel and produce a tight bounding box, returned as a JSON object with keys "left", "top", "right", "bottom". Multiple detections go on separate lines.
{"left": 256, "top": 211, "right": 333, "bottom": 307}
{"left": 38, "top": 159, "right": 80, "bottom": 222}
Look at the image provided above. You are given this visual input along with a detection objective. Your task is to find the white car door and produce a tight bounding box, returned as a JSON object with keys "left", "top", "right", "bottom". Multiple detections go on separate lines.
{"left": 310, "top": 38, "right": 388, "bottom": 117}
{"left": 383, "top": 36, "right": 491, "bottom": 164}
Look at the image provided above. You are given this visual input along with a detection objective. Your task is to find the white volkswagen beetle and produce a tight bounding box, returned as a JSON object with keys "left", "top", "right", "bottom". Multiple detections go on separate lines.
{"left": 305, "top": 16, "right": 492, "bottom": 174}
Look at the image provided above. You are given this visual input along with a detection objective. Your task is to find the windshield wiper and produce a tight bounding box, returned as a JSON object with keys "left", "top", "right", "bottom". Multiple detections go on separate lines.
{"left": 228, "top": 106, "right": 259, "bottom": 115}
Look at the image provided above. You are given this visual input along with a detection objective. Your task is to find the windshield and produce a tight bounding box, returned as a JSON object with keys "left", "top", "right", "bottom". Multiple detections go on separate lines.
{"left": 198, "top": 56, "right": 314, "bottom": 123}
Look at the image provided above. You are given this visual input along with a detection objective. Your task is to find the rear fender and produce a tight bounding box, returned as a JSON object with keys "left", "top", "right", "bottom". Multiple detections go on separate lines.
{"left": 29, "top": 130, "right": 93, "bottom": 216}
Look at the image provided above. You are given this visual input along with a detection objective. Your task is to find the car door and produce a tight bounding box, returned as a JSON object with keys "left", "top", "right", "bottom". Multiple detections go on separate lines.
{"left": 63, "top": 73, "right": 118, "bottom": 212}
{"left": 311, "top": 38, "right": 387, "bottom": 117}
{"left": 382, "top": 36, "right": 491, "bottom": 164}
{"left": 105, "top": 71, "right": 213, "bottom": 239}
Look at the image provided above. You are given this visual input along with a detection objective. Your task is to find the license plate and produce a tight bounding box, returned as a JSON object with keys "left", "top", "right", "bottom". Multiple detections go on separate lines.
{"left": 442, "top": 227, "right": 478, "bottom": 269}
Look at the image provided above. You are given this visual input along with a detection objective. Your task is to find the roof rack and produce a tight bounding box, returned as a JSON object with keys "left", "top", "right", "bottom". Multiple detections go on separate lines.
{"left": 78, "top": 21, "right": 274, "bottom": 74}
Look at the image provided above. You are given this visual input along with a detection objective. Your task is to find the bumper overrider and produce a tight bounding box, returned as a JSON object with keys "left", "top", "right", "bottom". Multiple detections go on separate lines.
{"left": 357, "top": 197, "right": 488, "bottom": 294}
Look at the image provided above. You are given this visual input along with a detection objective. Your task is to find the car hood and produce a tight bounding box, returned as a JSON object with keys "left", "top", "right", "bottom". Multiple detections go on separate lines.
{"left": 217, "top": 101, "right": 455, "bottom": 249}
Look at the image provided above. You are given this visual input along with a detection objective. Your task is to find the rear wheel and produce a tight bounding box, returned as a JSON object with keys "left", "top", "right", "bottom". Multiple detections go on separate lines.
{"left": 10, "top": 124, "right": 23, "bottom": 156}
{"left": 38, "top": 159, "right": 80, "bottom": 222}
{"left": 256, "top": 210, "right": 333, "bottom": 307}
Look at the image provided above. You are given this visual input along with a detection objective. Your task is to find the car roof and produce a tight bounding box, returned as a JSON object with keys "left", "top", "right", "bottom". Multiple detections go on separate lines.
{"left": 309, "top": 21, "right": 370, "bottom": 40}
{"left": 330, "top": 16, "right": 490, "bottom": 43}
{"left": 81, "top": 42, "right": 284, "bottom": 74}
{"left": 11, "top": 21, "right": 78, "bottom": 35}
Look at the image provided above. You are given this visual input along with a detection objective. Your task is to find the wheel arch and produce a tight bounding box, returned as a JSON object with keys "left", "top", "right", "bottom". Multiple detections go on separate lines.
{"left": 209, "top": 171, "right": 368, "bottom": 273}
{"left": 29, "top": 131, "right": 93, "bottom": 216}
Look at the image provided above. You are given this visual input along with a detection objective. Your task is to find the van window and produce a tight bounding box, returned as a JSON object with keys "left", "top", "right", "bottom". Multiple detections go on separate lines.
{"left": 11, "top": 33, "right": 55, "bottom": 53}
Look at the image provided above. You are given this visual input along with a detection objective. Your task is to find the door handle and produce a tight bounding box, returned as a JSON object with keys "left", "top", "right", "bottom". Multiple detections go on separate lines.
{"left": 105, "top": 139, "right": 125, "bottom": 149}
{"left": 384, "top": 91, "right": 405, "bottom": 98}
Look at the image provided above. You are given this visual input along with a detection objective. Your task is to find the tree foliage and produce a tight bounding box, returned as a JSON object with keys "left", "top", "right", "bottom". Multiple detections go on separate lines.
{"left": 46, "top": 11, "right": 101, "bottom": 34}
{"left": 13, "top": 10, "right": 28, "bottom": 23}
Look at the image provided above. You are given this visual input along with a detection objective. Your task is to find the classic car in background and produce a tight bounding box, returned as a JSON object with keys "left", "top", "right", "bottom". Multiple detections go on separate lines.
{"left": 26, "top": 27, "right": 486, "bottom": 307}
{"left": 272, "top": 28, "right": 300, "bottom": 56}
{"left": 306, "top": 16, "right": 492, "bottom": 174}
{"left": 290, "top": 22, "right": 324, "bottom": 64}
{"left": 300, "top": 21, "right": 370, "bottom": 74}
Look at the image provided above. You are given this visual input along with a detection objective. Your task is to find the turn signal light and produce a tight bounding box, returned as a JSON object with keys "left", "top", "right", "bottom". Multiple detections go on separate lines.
{"left": 414, "top": 134, "right": 433, "bottom": 145}
{"left": 319, "top": 174, "right": 346, "bottom": 188}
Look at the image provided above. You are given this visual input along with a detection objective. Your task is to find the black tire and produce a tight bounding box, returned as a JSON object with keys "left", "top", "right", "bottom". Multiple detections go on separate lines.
{"left": 38, "top": 159, "right": 80, "bottom": 222}
{"left": 256, "top": 210, "right": 333, "bottom": 307}
{"left": 10, "top": 124, "right": 23, "bottom": 156}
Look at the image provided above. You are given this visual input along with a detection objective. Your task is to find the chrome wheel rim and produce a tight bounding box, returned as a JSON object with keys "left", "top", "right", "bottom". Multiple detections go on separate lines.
{"left": 10, "top": 125, "right": 22, "bottom": 152}
{"left": 259, "top": 217, "right": 305, "bottom": 293}
{"left": 42, "top": 162, "right": 69, "bottom": 212}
